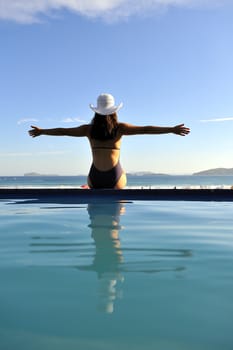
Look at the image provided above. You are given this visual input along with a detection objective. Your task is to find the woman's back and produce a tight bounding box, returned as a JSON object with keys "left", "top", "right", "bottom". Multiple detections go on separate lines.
{"left": 87, "top": 119, "right": 126, "bottom": 189}
{"left": 88, "top": 128, "right": 122, "bottom": 171}
{"left": 88, "top": 109, "right": 123, "bottom": 173}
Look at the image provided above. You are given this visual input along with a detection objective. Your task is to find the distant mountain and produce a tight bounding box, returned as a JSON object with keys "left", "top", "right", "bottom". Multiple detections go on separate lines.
{"left": 193, "top": 168, "right": 233, "bottom": 175}
{"left": 24, "top": 172, "right": 59, "bottom": 176}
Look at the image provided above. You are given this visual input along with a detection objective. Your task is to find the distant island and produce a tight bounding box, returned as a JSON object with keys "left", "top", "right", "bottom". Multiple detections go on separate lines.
{"left": 24, "top": 172, "right": 170, "bottom": 176}
{"left": 193, "top": 168, "right": 233, "bottom": 176}
{"left": 23, "top": 168, "right": 233, "bottom": 176}
{"left": 24, "top": 172, "right": 60, "bottom": 176}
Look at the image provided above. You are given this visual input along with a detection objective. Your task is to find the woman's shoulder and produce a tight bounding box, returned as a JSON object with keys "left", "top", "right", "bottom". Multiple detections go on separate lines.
{"left": 117, "top": 122, "right": 135, "bottom": 135}
{"left": 117, "top": 122, "right": 128, "bottom": 132}
{"left": 80, "top": 124, "right": 92, "bottom": 135}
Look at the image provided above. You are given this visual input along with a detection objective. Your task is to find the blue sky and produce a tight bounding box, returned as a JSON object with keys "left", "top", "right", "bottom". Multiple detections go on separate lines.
{"left": 1, "top": 0, "right": 233, "bottom": 175}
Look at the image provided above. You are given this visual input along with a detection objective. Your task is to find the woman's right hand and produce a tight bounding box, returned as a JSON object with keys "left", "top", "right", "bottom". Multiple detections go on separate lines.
{"left": 28, "top": 125, "right": 42, "bottom": 138}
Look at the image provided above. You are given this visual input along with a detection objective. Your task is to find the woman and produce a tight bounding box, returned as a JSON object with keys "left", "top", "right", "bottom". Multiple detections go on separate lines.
{"left": 28, "top": 93, "right": 190, "bottom": 189}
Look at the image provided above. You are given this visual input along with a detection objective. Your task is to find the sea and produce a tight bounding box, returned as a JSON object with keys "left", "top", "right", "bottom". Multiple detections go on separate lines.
{"left": 0, "top": 174, "right": 233, "bottom": 188}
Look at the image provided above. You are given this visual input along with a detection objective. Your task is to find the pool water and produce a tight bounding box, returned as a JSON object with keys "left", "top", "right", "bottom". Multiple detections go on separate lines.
{"left": 0, "top": 199, "right": 233, "bottom": 350}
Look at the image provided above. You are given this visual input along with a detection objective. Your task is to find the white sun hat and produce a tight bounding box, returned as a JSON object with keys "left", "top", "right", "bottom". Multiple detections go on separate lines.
{"left": 90, "top": 93, "right": 123, "bottom": 115}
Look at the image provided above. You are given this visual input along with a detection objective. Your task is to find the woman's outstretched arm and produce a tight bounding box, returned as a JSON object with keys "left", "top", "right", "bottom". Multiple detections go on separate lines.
{"left": 119, "top": 123, "right": 190, "bottom": 136}
{"left": 28, "top": 125, "right": 90, "bottom": 138}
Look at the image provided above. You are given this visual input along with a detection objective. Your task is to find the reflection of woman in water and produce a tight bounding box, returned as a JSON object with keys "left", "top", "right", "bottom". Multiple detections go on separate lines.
{"left": 87, "top": 202, "right": 125, "bottom": 278}
{"left": 28, "top": 93, "right": 190, "bottom": 189}
{"left": 80, "top": 201, "right": 125, "bottom": 313}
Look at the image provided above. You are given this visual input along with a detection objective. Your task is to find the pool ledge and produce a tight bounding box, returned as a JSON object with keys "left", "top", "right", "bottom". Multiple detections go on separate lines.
{"left": 0, "top": 188, "right": 233, "bottom": 202}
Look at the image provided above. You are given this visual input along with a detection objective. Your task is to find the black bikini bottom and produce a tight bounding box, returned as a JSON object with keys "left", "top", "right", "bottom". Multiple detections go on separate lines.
{"left": 88, "top": 162, "right": 123, "bottom": 189}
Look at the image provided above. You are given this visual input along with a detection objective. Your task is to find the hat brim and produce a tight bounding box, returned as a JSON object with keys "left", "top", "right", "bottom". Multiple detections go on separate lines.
{"left": 89, "top": 102, "right": 123, "bottom": 116}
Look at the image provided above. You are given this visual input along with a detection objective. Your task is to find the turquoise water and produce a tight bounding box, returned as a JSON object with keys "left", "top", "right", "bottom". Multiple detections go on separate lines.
{"left": 0, "top": 198, "right": 233, "bottom": 349}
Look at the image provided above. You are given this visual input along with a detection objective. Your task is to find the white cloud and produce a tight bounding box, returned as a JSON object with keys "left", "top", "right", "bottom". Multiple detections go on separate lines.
{"left": 61, "top": 117, "right": 87, "bottom": 123}
{"left": 17, "top": 118, "right": 39, "bottom": 125}
{"left": 200, "top": 117, "right": 233, "bottom": 123}
{"left": 0, "top": 0, "right": 230, "bottom": 23}
{"left": 17, "top": 117, "right": 87, "bottom": 125}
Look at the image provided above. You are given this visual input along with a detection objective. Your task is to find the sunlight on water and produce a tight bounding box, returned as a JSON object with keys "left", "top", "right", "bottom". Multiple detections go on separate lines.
{"left": 0, "top": 199, "right": 233, "bottom": 349}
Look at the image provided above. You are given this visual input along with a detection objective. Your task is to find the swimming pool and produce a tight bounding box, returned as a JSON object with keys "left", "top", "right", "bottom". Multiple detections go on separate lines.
{"left": 0, "top": 198, "right": 233, "bottom": 350}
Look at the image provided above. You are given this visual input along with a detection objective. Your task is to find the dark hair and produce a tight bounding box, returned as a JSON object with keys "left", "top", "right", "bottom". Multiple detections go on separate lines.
{"left": 90, "top": 113, "right": 119, "bottom": 140}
